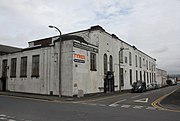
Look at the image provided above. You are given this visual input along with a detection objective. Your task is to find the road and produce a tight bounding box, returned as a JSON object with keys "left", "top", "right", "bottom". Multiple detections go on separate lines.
{"left": 0, "top": 85, "right": 179, "bottom": 121}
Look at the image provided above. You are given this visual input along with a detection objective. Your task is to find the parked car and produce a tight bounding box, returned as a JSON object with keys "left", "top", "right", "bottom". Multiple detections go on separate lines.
{"left": 132, "top": 80, "right": 146, "bottom": 93}
{"left": 166, "top": 80, "right": 173, "bottom": 86}
{"left": 146, "top": 84, "right": 155, "bottom": 90}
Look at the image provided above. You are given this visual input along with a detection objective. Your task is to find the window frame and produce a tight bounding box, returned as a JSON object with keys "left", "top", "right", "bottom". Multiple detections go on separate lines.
{"left": 31, "top": 55, "right": 40, "bottom": 77}
{"left": 10, "top": 58, "right": 17, "bottom": 78}
{"left": 20, "top": 56, "right": 27, "bottom": 77}
{"left": 90, "top": 52, "right": 97, "bottom": 71}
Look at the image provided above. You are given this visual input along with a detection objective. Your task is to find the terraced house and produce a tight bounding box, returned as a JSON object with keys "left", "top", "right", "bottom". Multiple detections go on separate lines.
{"left": 0, "top": 25, "right": 156, "bottom": 97}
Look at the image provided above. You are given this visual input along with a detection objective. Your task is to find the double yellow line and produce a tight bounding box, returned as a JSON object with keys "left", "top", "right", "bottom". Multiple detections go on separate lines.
{"left": 151, "top": 88, "right": 180, "bottom": 113}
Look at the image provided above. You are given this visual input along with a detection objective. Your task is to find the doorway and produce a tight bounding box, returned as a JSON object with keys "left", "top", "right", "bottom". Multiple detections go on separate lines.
{"left": 1, "top": 59, "right": 8, "bottom": 91}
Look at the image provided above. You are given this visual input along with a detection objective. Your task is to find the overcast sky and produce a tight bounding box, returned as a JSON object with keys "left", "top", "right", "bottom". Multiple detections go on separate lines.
{"left": 0, "top": 0, "right": 180, "bottom": 74}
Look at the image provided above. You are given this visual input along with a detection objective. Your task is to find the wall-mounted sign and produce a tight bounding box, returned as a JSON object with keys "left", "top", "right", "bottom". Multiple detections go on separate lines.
{"left": 73, "top": 42, "right": 98, "bottom": 53}
{"left": 74, "top": 53, "right": 85, "bottom": 63}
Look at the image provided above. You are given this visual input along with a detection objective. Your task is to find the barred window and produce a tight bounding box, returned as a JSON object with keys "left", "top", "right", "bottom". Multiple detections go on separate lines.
{"left": 90, "top": 53, "right": 96, "bottom": 71}
{"left": 32, "top": 55, "right": 40, "bottom": 77}
{"left": 10, "top": 58, "right": 17, "bottom": 77}
{"left": 20, "top": 56, "right": 27, "bottom": 77}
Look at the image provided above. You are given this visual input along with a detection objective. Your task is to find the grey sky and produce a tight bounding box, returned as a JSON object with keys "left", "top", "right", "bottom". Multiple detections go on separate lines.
{"left": 0, "top": 0, "right": 180, "bottom": 74}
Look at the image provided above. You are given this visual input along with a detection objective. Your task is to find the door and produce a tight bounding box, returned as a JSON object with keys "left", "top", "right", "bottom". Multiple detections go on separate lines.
{"left": 104, "top": 71, "right": 114, "bottom": 93}
{"left": 1, "top": 59, "right": 8, "bottom": 91}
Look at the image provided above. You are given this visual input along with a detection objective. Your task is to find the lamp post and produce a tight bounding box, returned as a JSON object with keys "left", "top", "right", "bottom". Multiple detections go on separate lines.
{"left": 48, "top": 25, "right": 62, "bottom": 97}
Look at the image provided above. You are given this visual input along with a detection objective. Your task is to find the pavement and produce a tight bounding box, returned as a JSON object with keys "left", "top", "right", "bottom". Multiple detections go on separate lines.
{"left": 0, "top": 90, "right": 129, "bottom": 102}
{"left": 160, "top": 85, "right": 180, "bottom": 111}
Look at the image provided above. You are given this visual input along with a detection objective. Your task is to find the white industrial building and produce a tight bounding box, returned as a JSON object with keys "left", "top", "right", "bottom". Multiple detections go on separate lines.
{"left": 156, "top": 68, "right": 167, "bottom": 87}
{"left": 0, "top": 25, "right": 157, "bottom": 97}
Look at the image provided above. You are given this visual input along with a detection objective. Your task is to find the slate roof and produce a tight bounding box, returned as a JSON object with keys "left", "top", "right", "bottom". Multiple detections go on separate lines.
{"left": 0, "top": 44, "right": 22, "bottom": 55}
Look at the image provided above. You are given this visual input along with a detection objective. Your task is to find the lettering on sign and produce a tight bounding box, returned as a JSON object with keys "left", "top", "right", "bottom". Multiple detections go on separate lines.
{"left": 74, "top": 53, "right": 85, "bottom": 63}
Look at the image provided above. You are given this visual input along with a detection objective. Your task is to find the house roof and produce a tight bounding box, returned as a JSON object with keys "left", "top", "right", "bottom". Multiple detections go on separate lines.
{"left": 0, "top": 44, "right": 22, "bottom": 55}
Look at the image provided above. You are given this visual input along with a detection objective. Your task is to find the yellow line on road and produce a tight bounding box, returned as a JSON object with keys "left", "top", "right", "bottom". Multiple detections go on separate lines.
{"left": 151, "top": 88, "right": 180, "bottom": 113}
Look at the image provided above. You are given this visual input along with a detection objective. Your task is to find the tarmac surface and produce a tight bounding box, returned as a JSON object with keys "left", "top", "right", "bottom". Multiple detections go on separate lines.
{"left": 160, "top": 85, "right": 180, "bottom": 110}
{"left": 0, "top": 85, "right": 179, "bottom": 111}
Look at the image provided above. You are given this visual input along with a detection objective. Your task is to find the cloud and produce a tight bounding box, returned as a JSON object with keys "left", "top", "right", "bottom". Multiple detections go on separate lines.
{"left": 0, "top": 0, "right": 180, "bottom": 74}
{"left": 150, "top": 47, "right": 169, "bottom": 54}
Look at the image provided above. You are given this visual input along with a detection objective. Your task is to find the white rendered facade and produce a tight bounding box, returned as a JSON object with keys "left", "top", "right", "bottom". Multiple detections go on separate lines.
{"left": 0, "top": 26, "right": 156, "bottom": 97}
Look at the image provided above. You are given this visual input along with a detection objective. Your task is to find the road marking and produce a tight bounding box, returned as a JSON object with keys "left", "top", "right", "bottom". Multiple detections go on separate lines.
{"left": 0, "top": 117, "right": 7, "bottom": 120}
{"left": 151, "top": 88, "right": 180, "bottom": 113}
{"left": 121, "top": 105, "right": 131, "bottom": 108}
{"left": 109, "top": 99, "right": 127, "bottom": 107}
{"left": 133, "top": 105, "right": 143, "bottom": 109}
{"left": 146, "top": 106, "right": 157, "bottom": 110}
{"left": 134, "top": 98, "right": 148, "bottom": 103}
{"left": 0, "top": 114, "right": 6, "bottom": 117}
{"left": 8, "top": 119, "right": 16, "bottom": 121}
{"left": 131, "top": 95, "right": 141, "bottom": 99}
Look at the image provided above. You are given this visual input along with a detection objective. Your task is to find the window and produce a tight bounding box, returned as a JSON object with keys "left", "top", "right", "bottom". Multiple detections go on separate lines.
{"left": 119, "top": 50, "right": 123, "bottom": 63}
{"left": 144, "top": 71, "right": 146, "bottom": 82}
{"left": 104, "top": 54, "right": 108, "bottom": 74}
{"left": 136, "top": 70, "right": 138, "bottom": 81}
{"left": 147, "top": 72, "right": 149, "bottom": 83}
{"left": 120, "top": 68, "right": 124, "bottom": 86}
{"left": 32, "top": 55, "right": 40, "bottom": 77}
{"left": 125, "top": 56, "right": 128, "bottom": 63}
{"left": 146, "top": 60, "right": 148, "bottom": 70}
{"left": 20, "top": 56, "right": 27, "bottom": 77}
{"left": 140, "top": 71, "right": 142, "bottom": 80}
{"left": 129, "top": 52, "right": 132, "bottom": 66}
{"left": 130, "top": 69, "right": 132, "bottom": 85}
{"left": 139, "top": 57, "right": 142, "bottom": 68}
{"left": 109, "top": 55, "right": 113, "bottom": 72}
{"left": 149, "top": 62, "right": 151, "bottom": 70}
{"left": 135, "top": 55, "right": 138, "bottom": 67}
{"left": 90, "top": 53, "right": 96, "bottom": 71}
{"left": 10, "top": 58, "right": 17, "bottom": 77}
{"left": 2, "top": 59, "right": 8, "bottom": 77}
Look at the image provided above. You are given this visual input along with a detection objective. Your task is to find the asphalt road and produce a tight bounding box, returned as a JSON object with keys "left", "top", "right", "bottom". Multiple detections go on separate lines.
{"left": 0, "top": 85, "right": 179, "bottom": 121}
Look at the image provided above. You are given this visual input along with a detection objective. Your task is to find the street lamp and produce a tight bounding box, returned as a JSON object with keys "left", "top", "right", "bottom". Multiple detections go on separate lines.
{"left": 48, "top": 25, "right": 62, "bottom": 97}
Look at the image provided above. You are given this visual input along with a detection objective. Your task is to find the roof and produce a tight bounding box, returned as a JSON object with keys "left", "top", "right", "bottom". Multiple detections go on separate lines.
{"left": 0, "top": 44, "right": 22, "bottom": 55}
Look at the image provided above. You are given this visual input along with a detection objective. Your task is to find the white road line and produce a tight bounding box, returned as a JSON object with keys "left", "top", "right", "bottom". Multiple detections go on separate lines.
{"left": 0, "top": 117, "right": 7, "bottom": 120}
{"left": 8, "top": 119, "right": 16, "bottom": 121}
{"left": 134, "top": 98, "right": 148, "bottom": 103}
{"left": 87, "top": 103, "right": 97, "bottom": 106}
{"left": 133, "top": 105, "right": 143, "bottom": 109}
{"left": 131, "top": 95, "right": 141, "bottom": 99}
{"left": 109, "top": 99, "right": 127, "bottom": 107}
{"left": 121, "top": 105, "right": 131, "bottom": 108}
{"left": 0, "top": 114, "right": 6, "bottom": 117}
